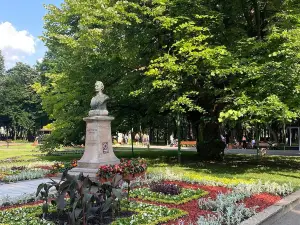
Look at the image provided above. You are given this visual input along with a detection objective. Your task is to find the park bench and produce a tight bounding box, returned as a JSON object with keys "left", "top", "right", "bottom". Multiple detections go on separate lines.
{"left": 258, "top": 142, "right": 269, "bottom": 148}
{"left": 258, "top": 142, "right": 269, "bottom": 156}
{"left": 180, "top": 141, "right": 196, "bottom": 147}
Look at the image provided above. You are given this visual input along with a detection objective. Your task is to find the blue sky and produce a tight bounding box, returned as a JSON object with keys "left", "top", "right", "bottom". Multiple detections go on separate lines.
{"left": 0, "top": 0, "right": 63, "bottom": 68}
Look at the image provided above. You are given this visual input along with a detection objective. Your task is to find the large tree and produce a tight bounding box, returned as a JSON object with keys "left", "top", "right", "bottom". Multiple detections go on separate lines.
{"left": 219, "top": 0, "right": 300, "bottom": 141}
{"left": 38, "top": 0, "right": 300, "bottom": 158}
{"left": 0, "top": 63, "right": 46, "bottom": 140}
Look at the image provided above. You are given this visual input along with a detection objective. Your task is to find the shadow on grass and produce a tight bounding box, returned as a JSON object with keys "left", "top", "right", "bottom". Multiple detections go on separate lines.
{"left": 34, "top": 150, "right": 300, "bottom": 187}
{"left": 38, "top": 150, "right": 300, "bottom": 171}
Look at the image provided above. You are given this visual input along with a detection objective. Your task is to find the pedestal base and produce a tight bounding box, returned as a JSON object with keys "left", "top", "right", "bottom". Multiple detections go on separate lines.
{"left": 68, "top": 115, "right": 120, "bottom": 179}
{"left": 68, "top": 167, "right": 99, "bottom": 179}
{"left": 68, "top": 158, "right": 120, "bottom": 179}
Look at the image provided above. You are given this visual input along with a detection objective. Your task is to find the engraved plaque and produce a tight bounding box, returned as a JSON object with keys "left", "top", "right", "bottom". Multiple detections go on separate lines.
{"left": 102, "top": 142, "right": 109, "bottom": 154}
{"left": 86, "top": 128, "right": 98, "bottom": 145}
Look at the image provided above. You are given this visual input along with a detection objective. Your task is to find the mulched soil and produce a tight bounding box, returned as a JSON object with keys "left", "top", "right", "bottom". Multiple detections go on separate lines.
{"left": 242, "top": 193, "right": 282, "bottom": 212}
{"left": 45, "top": 173, "right": 58, "bottom": 177}
{"left": 0, "top": 200, "right": 44, "bottom": 211}
{"left": 35, "top": 165, "right": 53, "bottom": 170}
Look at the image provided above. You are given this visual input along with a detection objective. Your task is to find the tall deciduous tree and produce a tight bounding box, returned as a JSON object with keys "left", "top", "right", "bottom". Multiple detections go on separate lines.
{"left": 0, "top": 63, "right": 46, "bottom": 140}
{"left": 38, "top": 0, "right": 300, "bottom": 158}
{"left": 219, "top": 0, "right": 300, "bottom": 140}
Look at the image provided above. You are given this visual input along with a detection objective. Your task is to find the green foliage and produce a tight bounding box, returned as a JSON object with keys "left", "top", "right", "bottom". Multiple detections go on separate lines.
{"left": 0, "top": 197, "right": 187, "bottom": 225}
{"left": 37, "top": 171, "right": 124, "bottom": 224}
{"left": 218, "top": 1, "right": 300, "bottom": 128}
{"left": 113, "top": 201, "right": 187, "bottom": 225}
{"left": 131, "top": 187, "right": 208, "bottom": 204}
{"left": 2, "top": 169, "right": 49, "bottom": 183}
{"left": 0, "top": 50, "right": 4, "bottom": 76}
{"left": 37, "top": 0, "right": 300, "bottom": 157}
{"left": 0, "top": 205, "right": 54, "bottom": 225}
{"left": 0, "top": 63, "right": 47, "bottom": 139}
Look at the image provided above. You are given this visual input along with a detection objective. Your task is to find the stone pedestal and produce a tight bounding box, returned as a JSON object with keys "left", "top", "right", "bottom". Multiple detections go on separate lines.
{"left": 69, "top": 116, "right": 119, "bottom": 178}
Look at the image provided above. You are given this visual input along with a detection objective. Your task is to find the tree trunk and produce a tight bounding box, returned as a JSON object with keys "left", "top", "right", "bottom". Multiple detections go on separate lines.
{"left": 252, "top": 0, "right": 262, "bottom": 39}
{"left": 196, "top": 121, "right": 225, "bottom": 160}
{"left": 268, "top": 126, "right": 278, "bottom": 142}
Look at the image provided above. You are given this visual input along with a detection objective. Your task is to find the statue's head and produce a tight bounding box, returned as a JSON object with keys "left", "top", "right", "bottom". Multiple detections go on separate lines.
{"left": 95, "top": 81, "right": 104, "bottom": 92}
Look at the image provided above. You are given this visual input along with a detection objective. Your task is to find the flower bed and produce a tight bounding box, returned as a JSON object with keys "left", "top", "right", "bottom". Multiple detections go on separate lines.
{"left": 98, "top": 158, "right": 147, "bottom": 180}
{"left": 0, "top": 160, "right": 77, "bottom": 183}
{"left": 0, "top": 170, "right": 292, "bottom": 225}
{"left": 113, "top": 201, "right": 187, "bottom": 225}
{"left": 0, "top": 204, "right": 53, "bottom": 225}
{"left": 131, "top": 187, "right": 208, "bottom": 204}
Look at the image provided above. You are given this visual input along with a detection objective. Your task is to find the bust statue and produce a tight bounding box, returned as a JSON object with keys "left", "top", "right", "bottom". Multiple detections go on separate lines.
{"left": 89, "top": 81, "right": 109, "bottom": 116}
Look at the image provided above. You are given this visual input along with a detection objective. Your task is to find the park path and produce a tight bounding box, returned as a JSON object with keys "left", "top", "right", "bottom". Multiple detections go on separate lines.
{"left": 0, "top": 178, "right": 59, "bottom": 198}
{"left": 115, "top": 144, "right": 300, "bottom": 156}
{"left": 272, "top": 204, "right": 300, "bottom": 225}
{"left": 225, "top": 148, "right": 300, "bottom": 156}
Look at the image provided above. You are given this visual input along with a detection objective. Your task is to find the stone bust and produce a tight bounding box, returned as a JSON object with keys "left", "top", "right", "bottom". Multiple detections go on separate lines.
{"left": 89, "top": 81, "right": 109, "bottom": 116}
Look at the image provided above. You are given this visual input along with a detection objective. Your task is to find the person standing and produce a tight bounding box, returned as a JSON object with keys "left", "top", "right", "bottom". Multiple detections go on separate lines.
{"left": 170, "top": 134, "right": 174, "bottom": 146}
{"left": 225, "top": 133, "right": 230, "bottom": 148}
{"left": 142, "top": 133, "right": 147, "bottom": 147}
{"left": 251, "top": 138, "right": 256, "bottom": 148}
{"left": 135, "top": 133, "right": 140, "bottom": 145}
{"left": 242, "top": 135, "right": 247, "bottom": 149}
{"left": 146, "top": 134, "right": 150, "bottom": 149}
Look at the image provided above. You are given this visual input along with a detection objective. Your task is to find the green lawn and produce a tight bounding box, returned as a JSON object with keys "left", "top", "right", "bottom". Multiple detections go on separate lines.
{"left": 1, "top": 143, "right": 300, "bottom": 188}
{"left": 0, "top": 143, "right": 41, "bottom": 160}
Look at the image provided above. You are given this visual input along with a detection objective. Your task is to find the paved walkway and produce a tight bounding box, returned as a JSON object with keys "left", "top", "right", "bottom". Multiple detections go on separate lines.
{"left": 273, "top": 204, "right": 300, "bottom": 225}
{"left": 114, "top": 144, "right": 197, "bottom": 152}
{"left": 225, "top": 149, "right": 300, "bottom": 156}
{"left": 115, "top": 145, "right": 300, "bottom": 156}
{"left": 0, "top": 178, "right": 59, "bottom": 198}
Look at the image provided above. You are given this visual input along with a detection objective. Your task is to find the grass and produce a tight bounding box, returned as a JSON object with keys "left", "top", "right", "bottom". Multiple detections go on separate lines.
{"left": 1, "top": 143, "right": 300, "bottom": 188}
{"left": 0, "top": 143, "right": 41, "bottom": 160}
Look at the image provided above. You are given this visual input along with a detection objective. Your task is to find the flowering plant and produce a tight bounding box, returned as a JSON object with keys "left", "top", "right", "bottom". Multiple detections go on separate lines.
{"left": 71, "top": 160, "right": 78, "bottom": 167}
{"left": 50, "top": 162, "right": 65, "bottom": 174}
{"left": 49, "top": 160, "right": 78, "bottom": 174}
{"left": 97, "top": 158, "right": 147, "bottom": 179}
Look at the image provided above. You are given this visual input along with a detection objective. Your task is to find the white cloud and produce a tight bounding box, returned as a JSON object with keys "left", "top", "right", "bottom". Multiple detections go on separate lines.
{"left": 37, "top": 57, "right": 43, "bottom": 63}
{"left": 0, "top": 22, "right": 36, "bottom": 68}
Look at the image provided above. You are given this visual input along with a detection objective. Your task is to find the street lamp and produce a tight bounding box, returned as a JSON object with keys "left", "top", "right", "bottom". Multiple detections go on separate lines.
{"left": 177, "top": 112, "right": 181, "bottom": 163}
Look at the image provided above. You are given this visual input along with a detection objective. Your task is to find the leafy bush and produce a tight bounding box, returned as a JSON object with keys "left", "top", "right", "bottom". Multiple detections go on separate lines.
{"left": 197, "top": 214, "right": 223, "bottom": 225}
{"left": 0, "top": 193, "right": 36, "bottom": 207}
{"left": 3, "top": 169, "right": 49, "bottom": 182}
{"left": 150, "top": 182, "right": 181, "bottom": 195}
{"left": 233, "top": 181, "right": 293, "bottom": 196}
{"left": 198, "top": 191, "right": 257, "bottom": 225}
{"left": 197, "top": 203, "right": 256, "bottom": 225}
{"left": 36, "top": 171, "right": 125, "bottom": 224}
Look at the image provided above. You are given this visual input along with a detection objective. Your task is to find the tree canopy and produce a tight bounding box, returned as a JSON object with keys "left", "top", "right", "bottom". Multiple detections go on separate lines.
{"left": 0, "top": 62, "right": 46, "bottom": 140}
{"left": 0, "top": 50, "right": 4, "bottom": 76}
{"left": 36, "top": 0, "right": 300, "bottom": 157}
